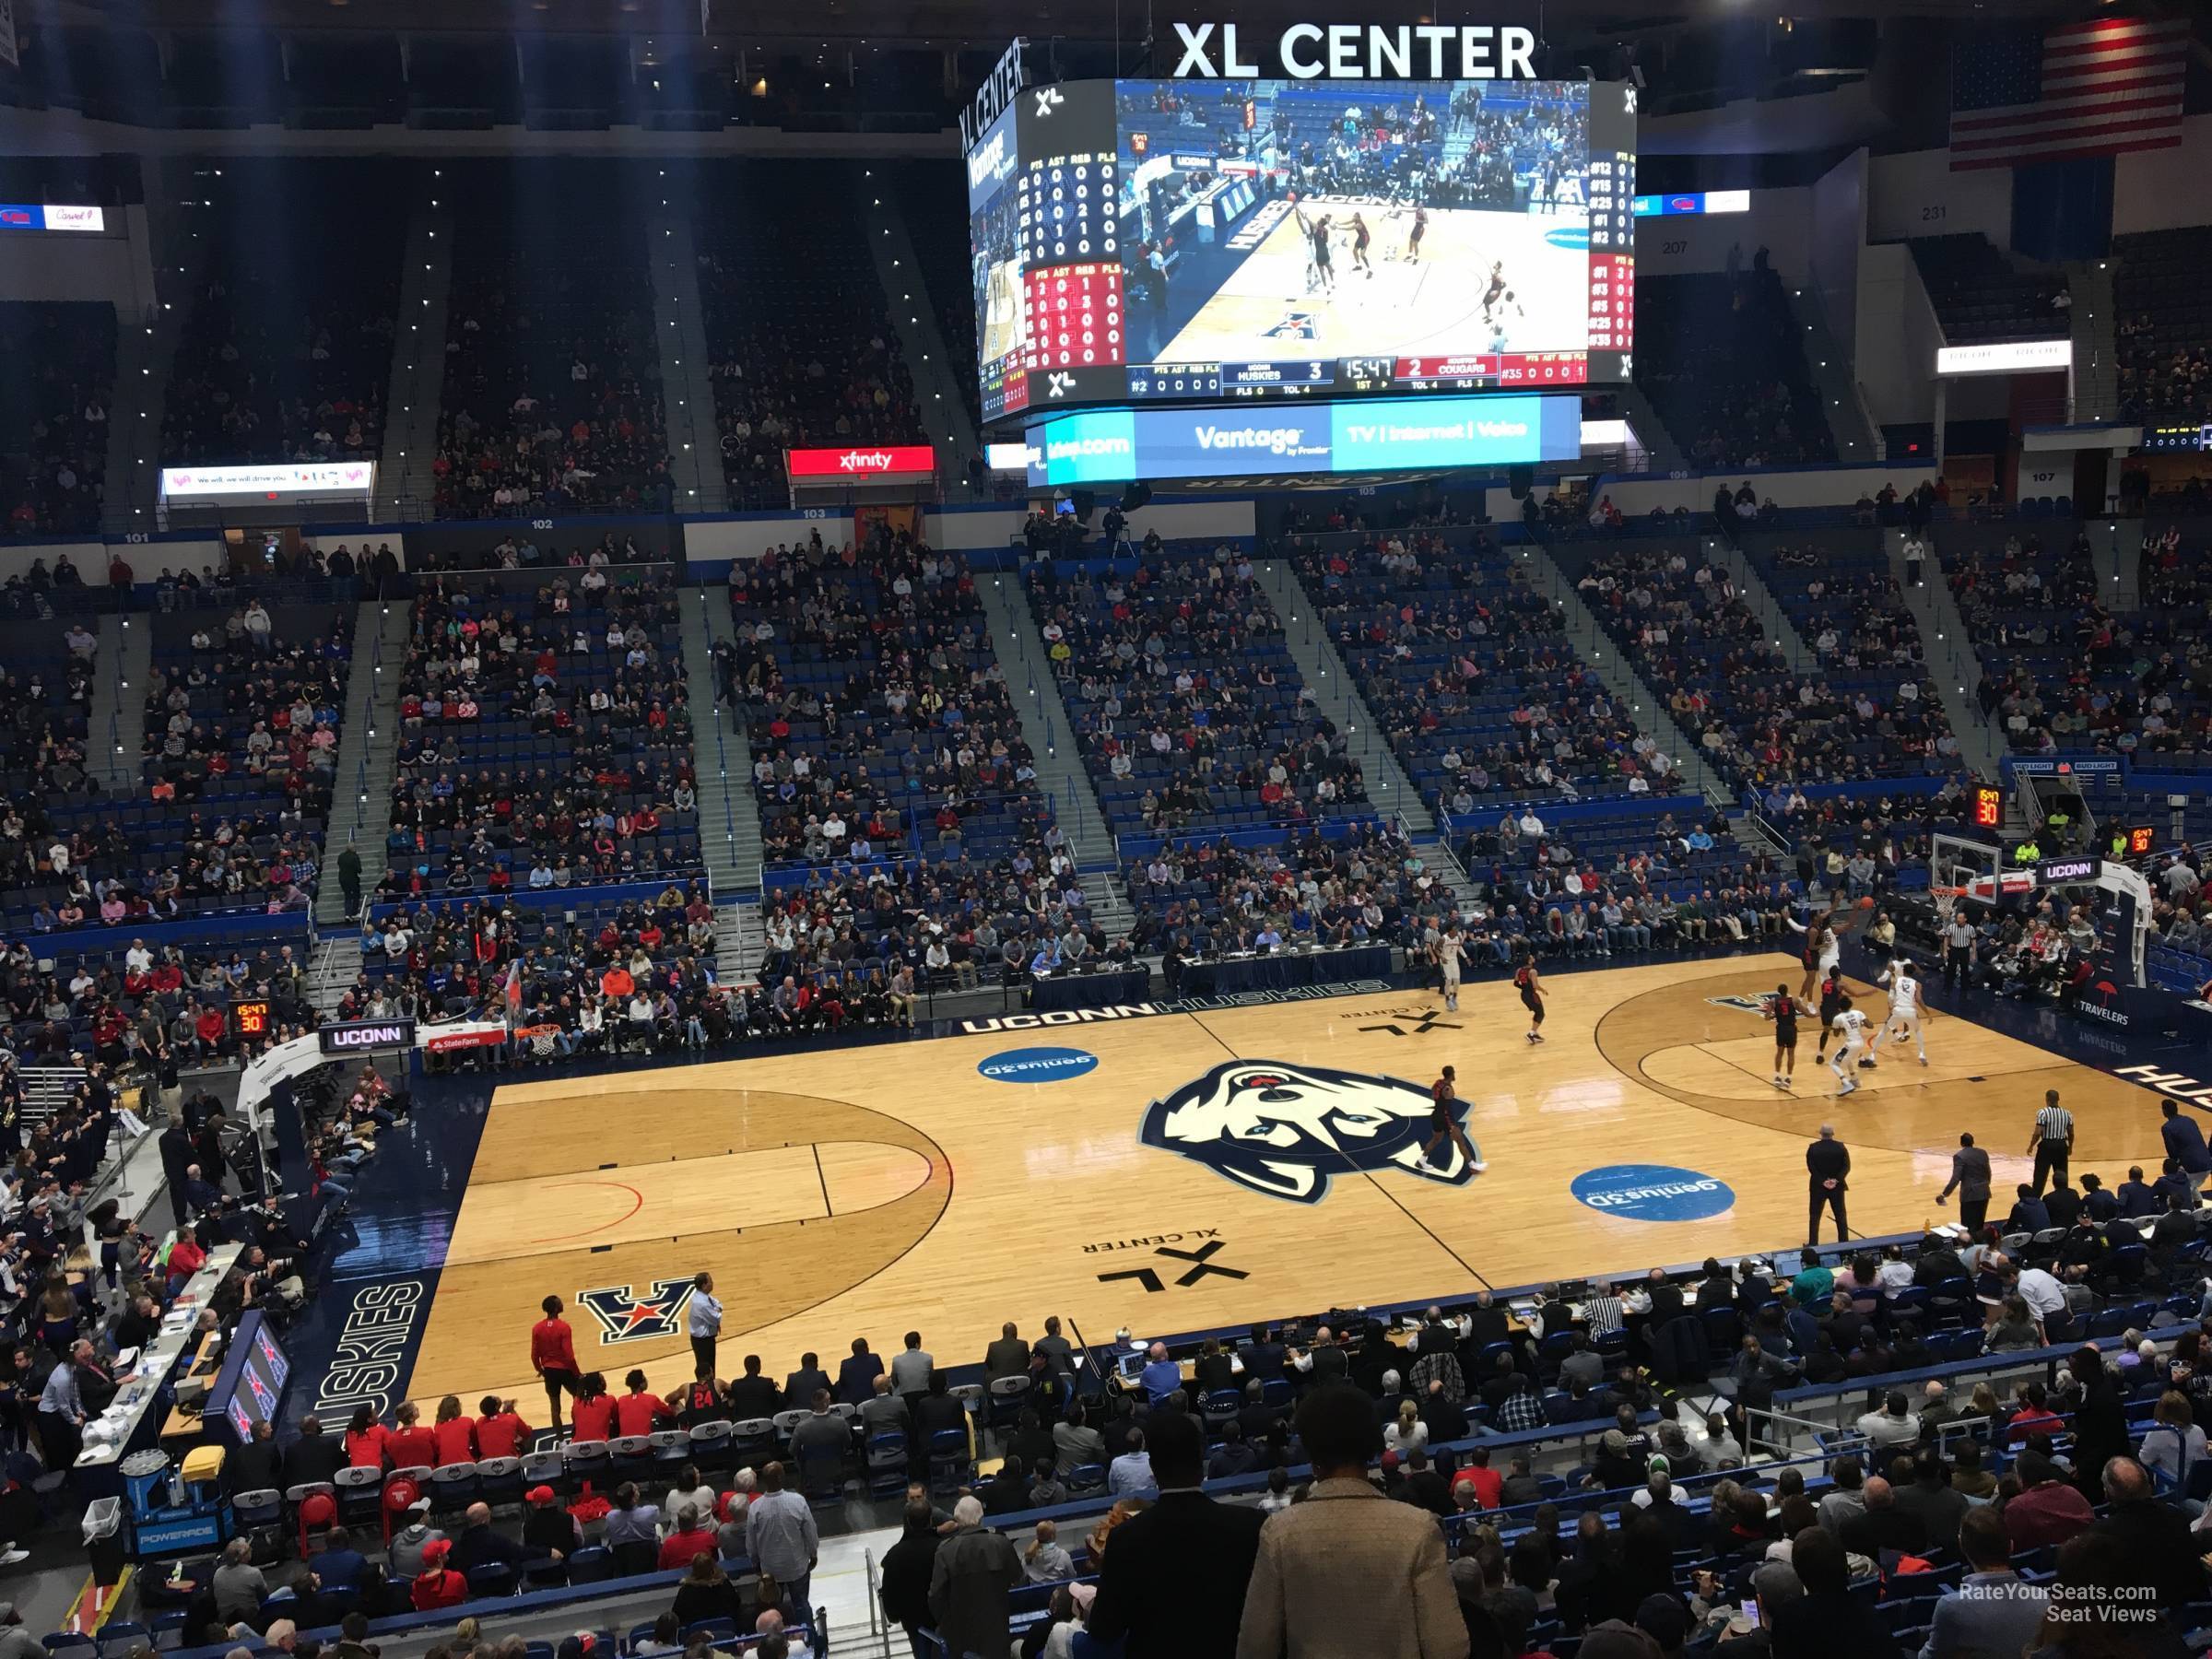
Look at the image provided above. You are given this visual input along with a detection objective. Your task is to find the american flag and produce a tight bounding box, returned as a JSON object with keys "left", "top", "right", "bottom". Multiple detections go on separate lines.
{"left": 1948, "top": 16, "right": 2189, "bottom": 172}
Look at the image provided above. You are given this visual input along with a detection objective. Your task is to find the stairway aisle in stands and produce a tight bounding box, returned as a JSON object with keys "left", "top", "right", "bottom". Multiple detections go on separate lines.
{"left": 1793, "top": 285, "right": 1879, "bottom": 462}
{"left": 1615, "top": 381, "right": 1687, "bottom": 473}
{"left": 1704, "top": 528, "right": 1819, "bottom": 675}
{"left": 2068, "top": 259, "right": 2119, "bottom": 424}
{"left": 863, "top": 180, "right": 978, "bottom": 466}
{"left": 971, "top": 569, "right": 1130, "bottom": 934}
{"left": 1526, "top": 540, "right": 1729, "bottom": 804}
{"left": 103, "top": 313, "right": 168, "bottom": 534}
{"left": 1887, "top": 529, "right": 2004, "bottom": 780}
{"left": 679, "top": 583, "right": 763, "bottom": 976}
{"left": 648, "top": 213, "right": 725, "bottom": 513}
{"left": 1254, "top": 555, "right": 1483, "bottom": 918}
{"left": 377, "top": 191, "right": 453, "bottom": 520}
{"left": 89, "top": 611, "right": 150, "bottom": 792}
{"left": 314, "top": 599, "right": 412, "bottom": 932}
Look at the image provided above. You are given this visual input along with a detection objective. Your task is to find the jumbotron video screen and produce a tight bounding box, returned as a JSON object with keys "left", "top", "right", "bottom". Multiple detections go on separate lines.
{"left": 969, "top": 76, "right": 1635, "bottom": 422}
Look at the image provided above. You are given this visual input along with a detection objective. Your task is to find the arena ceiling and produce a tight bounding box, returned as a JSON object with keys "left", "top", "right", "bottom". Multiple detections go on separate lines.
{"left": 36, "top": 0, "right": 2136, "bottom": 50}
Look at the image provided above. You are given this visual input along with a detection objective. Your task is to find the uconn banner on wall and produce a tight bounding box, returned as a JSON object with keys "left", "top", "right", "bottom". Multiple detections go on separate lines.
{"left": 1168, "top": 22, "right": 1539, "bottom": 80}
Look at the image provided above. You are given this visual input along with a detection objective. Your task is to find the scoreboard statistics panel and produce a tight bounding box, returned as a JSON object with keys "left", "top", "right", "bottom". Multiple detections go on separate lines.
{"left": 967, "top": 76, "right": 1636, "bottom": 419}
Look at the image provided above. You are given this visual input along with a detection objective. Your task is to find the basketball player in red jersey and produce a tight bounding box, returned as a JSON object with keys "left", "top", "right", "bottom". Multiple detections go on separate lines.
{"left": 1417, "top": 1065, "right": 1487, "bottom": 1175}
{"left": 531, "top": 1294, "right": 581, "bottom": 1430}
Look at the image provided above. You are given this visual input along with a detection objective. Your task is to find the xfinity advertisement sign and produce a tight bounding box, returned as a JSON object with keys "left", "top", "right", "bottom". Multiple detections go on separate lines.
{"left": 1024, "top": 394, "right": 1578, "bottom": 486}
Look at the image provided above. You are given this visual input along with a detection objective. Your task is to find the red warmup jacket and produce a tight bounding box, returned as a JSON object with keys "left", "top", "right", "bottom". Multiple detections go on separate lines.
{"left": 570, "top": 1394, "right": 618, "bottom": 1443}
{"left": 432, "top": 1417, "right": 477, "bottom": 1466}
{"left": 388, "top": 1423, "right": 441, "bottom": 1469}
{"left": 531, "top": 1316, "right": 579, "bottom": 1375}
{"left": 476, "top": 1410, "right": 530, "bottom": 1459}
{"left": 613, "top": 1392, "right": 671, "bottom": 1438}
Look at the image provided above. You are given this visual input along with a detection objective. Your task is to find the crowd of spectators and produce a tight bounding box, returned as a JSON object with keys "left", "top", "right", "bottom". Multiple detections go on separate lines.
{"left": 176, "top": 1197, "right": 2212, "bottom": 1659}
{"left": 752, "top": 851, "right": 1132, "bottom": 1021}
{"left": 381, "top": 572, "right": 699, "bottom": 902}
{"left": 1030, "top": 542, "right": 1369, "bottom": 837}
{"left": 2114, "top": 225, "right": 2212, "bottom": 423}
{"left": 159, "top": 166, "right": 404, "bottom": 467}
{"left": 1, "top": 301, "right": 114, "bottom": 537}
{"left": 435, "top": 182, "right": 670, "bottom": 519}
{"left": 347, "top": 885, "right": 736, "bottom": 1062}
{"left": 1447, "top": 804, "right": 1809, "bottom": 965}
{"left": 698, "top": 164, "right": 921, "bottom": 508}
{"left": 1633, "top": 264, "right": 1836, "bottom": 470}
{"left": 719, "top": 533, "right": 1046, "bottom": 871}
{"left": 1290, "top": 528, "right": 1680, "bottom": 819}
{"left": 1746, "top": 541, "right": 1963, "bottom": 768}
{"left": 141, "top": 602, "right": 350, "bottom": 823}
{"left": 1, "top": 936, "right": 321, "bottom": 1067}
{"left": 1576, "top": 546, "right": 1955, "bottom": 789}
{"left": 1124, "top": 818, "right": 1442, "bottom": 959}
{"left": 1956, "top": 526, "right": 2212, "bottom": 759}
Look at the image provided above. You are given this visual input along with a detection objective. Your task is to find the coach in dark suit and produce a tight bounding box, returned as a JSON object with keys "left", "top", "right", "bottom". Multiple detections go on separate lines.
{"left": 1807, "top": 1124, "right": 1850, "bottom": 1245}
{"left": 1086, "top": 1409, "right": 1265, "bottom": 1656}
{"left": 1937, "top": 1132, "right": 1994, "bottom": 1231}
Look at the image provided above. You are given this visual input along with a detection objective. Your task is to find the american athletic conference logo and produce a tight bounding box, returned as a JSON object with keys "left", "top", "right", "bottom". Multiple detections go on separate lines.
{"left": 580, "top": 1277, "right": 694, "bottom": 1344}
{"left": 1139, "top": 1059, "right": 1473, "bottom": 1204}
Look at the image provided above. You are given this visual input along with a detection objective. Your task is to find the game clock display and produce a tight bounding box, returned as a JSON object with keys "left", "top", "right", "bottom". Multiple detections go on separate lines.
{"left": 230, "top": 999, "right": 271, "bottom": 1041}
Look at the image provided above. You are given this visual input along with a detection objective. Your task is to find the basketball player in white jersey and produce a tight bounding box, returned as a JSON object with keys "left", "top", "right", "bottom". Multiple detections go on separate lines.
{"left": 1828, "top": 994, "right": 1871, "bottom": 1096}
{"left": 1438, "top": 925, "right": 1465, "bottom": 1013}
{"left": 1872, "top": 956, "right": 1930, "bottom": 1065}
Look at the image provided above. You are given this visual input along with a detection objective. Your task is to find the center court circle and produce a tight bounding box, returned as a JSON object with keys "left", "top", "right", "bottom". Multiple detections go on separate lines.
{"left": 978, "top": 1046, "right": 1099, "bottom": 1084}
{"left": 1571, "top": 1163, "right": 1735, "bottom": 1222}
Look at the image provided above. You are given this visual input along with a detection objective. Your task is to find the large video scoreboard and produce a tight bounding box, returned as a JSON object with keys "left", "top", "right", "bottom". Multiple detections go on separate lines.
{"left": 970, "top": 74, "right": 1635, "bottom": 422}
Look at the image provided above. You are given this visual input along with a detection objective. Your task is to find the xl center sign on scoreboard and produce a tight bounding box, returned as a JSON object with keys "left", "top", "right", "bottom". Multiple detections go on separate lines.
{"left": 966, "top": 22, "right": 1634, "bottom": 425}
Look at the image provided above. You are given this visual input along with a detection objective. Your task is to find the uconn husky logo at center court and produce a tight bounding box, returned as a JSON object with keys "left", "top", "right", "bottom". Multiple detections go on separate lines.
{"left": 1140, "top": 1059, "right": 1474, "bottom": 1204}
{"left": 580, "top": 1278, "right": 695, "bottom": 1344}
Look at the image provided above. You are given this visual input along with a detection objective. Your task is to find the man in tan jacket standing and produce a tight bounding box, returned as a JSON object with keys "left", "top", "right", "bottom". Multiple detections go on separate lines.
{"left": 1236, "top": 1383, "right": 1469, "bottom": 1659}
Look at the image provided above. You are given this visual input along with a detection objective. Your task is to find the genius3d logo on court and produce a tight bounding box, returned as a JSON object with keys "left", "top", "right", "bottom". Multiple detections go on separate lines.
{"left": 1140, "top": 1059, "right": 1473, "bottom": 1204}
{"left": 580, "top": 1278, "right": 696, "bottom": 1344}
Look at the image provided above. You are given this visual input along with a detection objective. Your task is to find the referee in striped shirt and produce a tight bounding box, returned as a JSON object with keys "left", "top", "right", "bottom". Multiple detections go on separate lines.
{"left": 2028, "top": 1089, "right": 2074, "bottom": 1196}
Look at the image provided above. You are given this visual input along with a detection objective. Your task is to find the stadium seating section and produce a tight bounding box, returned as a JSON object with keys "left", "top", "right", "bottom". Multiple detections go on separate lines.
{"left": 1288, "top": 528, "right": 1677, "bottom": 818}
{"left": 886, "top": 161, "right": 982, "bottom": 434}
{"left": 435, "top": 166, "right": 671, "bottom": 517}
{"left": 1735, "top": 535, "right": 1962, "bottom": 767}
{"left": 1574, "top": 542, "right": 1958, "bottom": 792}
{"left": 1630, "top": 269, "right": 1835, "bottom": 469}
{"left": 1909, "top": 233, "right": 2069, "bottom": 346}
{"left": 722, "top": 543, "right": 1048, "bottom": 872}
{"left": 382, "top": 572, "right": 700, "bottom": 900}
{"left": 698, "top": 162, "right": 922, "bottom": 508}
{"left": 2116, "top": 225, "right": 2212, "bottom": 423}
{"left": 159, "top": 162, "right": 404, "bottom": 468}
{"left": 1029, "top": 544, "right": 1370, "bottom": 840}
{"left": 1, "top": 301, "right": 115, "bottom": 537}
{"left": 1938, "top": 524, "right": 2212, "bottom": 760}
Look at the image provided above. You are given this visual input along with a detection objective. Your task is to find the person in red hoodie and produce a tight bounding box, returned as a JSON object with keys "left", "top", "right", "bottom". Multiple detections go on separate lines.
{"left": 613, "top": 1370, "right": 675, "bottom": 1439}
{"left": 387, "top": 1400, "right": 441, "bottom": 1470}
{"left": 531, "top": 1295, "right": 581, "bottom": 1429}
{"left": 475, "top": 1395, "right": 531, "bottom": 1460}
{"left": 569, "top": 1374, "right": 618, "bottom": 1444}
{"left": 410, "top": 1538, "right": 468, "bottom": 1611}
{"left": 343, "top": 1406, "right": 392, "bottom": 1470}
{"left": 431, "top": 1396, "right": 477, "bottom": 1467}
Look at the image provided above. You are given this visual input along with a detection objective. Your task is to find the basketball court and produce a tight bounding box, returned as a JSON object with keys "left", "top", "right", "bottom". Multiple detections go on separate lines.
{"left": 375, "top": 953, "right": 2169, "bottom": 1413}
{"left": 1151, "top": 198, "right": 1591, "bottom": 364}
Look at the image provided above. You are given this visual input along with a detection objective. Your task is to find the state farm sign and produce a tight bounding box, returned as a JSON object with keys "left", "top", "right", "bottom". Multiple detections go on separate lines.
{"left": 785, "top": 445, "right": 937, "bottom": 481}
